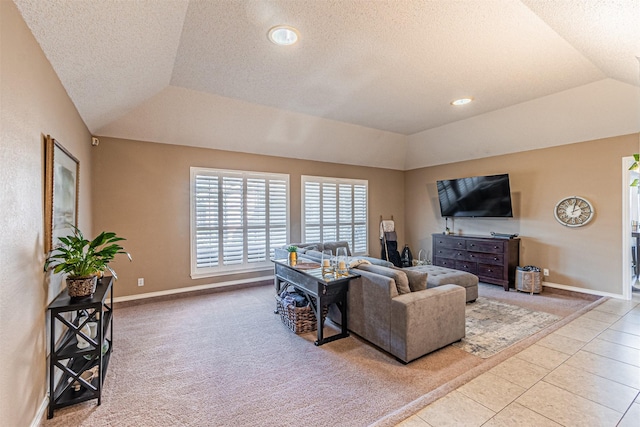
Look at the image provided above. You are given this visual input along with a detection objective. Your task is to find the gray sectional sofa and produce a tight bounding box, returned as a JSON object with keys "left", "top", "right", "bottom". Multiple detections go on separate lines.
{"left": 276, "top": 242, "right": 471, "bottom": 363}
{"left": 332, "top": 267, "right": 466, "bottom": 363}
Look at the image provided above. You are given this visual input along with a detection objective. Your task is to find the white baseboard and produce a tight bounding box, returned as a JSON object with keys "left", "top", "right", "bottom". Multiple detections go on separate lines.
{"left": 542, "top": 281, "right": 624, "bottom": 299}
{"left": 113, "top": 275, "right": 274, "bottom": 303}
{"left": 31, "top": 396, "right": 48, "bottom": 427}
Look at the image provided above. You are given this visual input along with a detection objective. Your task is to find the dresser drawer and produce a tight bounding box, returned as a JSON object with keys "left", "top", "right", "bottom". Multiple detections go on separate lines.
{"left": 478, "top": 263, "right": 504, "bottom": 279}
{"left": 434, "top": 257, "right": 456, "bottom": 269}
{"left": 434, "top": 248, "right": 458, "bottom": 259}
{"left": 455, "top": 260, "right": 478, "bottom": 274}
{"left": 466, "top": 240, "right": 504, "bottom": 254}
{"left": 433, "top": 236, "right": 466, "bottom": 250}
{"left": 468, "top": 252, "right": 503, "bottom": 266}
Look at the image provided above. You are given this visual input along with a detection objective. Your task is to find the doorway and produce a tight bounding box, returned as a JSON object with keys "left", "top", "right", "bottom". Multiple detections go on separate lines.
{"left": 623, "top": 156, "right": 639, "bottom": 300}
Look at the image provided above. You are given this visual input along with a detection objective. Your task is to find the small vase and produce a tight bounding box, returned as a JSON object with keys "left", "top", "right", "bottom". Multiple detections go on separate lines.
{"left": 288, "top": 251, "right": 297, "bottom": 266}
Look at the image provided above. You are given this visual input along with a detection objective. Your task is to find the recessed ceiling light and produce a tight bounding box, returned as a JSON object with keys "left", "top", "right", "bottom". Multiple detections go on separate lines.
{"left": 268, "top": 25, "right": 299, "bottom": 46}
{"left": 451, "top": 98, "right": 473, "bottom": 106}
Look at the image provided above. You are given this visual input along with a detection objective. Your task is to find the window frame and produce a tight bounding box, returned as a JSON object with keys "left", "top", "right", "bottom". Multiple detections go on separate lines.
{"left": 301, "top": 175, "right": 368, "bottom": 256}
{"left": 190, "top": 167, "right": 290, "bottom": 279}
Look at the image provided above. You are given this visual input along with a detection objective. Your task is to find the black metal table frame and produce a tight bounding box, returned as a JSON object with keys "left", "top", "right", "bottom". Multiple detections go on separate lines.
{"left": 47, "top": 277, "right": 113, "bottom": 418}
{"left": 273, "top": 259, "right": 358, "bottom": 345}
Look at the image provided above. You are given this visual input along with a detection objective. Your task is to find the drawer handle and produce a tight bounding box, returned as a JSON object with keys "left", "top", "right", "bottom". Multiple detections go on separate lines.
{"left": 470, "top": 244, "right": 475, "bottom": 247}
{"left": 494, "top": 257, "right": 498, "bottom": 261}
{"left": 494, "top": 246, "right": 499, "bottom": 249}
{"left": 457, "top": 252, "right": 462, "bottom": 256}
{"left": 487, "top": 269, "right": 493, "bottom": 272}
{"left": 470, "top": 254, "right": 475, "bottom": 258}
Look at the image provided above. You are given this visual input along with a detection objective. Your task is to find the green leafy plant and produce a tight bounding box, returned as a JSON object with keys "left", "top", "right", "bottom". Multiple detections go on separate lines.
{"left": 286, "top": 245, "right": 298, "bottom": 253}
{"left": 44, "top": 226, "right": 132, "bottom": 279}
{"left": 630, "top": 154, "right": 639, "bottom": 187}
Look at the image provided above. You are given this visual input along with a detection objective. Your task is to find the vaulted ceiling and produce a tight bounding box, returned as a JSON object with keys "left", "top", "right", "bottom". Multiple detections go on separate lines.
{"left": 13, "top": 0, "right": 640, "bottom": 170}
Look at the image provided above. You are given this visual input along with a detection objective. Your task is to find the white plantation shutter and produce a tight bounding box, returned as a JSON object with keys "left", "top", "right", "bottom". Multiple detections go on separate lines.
{"left": 353, "top": 184, "right": 367, "bottom": 254}
{"left": 194, "top": 175, "right": 219, "bottom": 268}
{"left": 322, "top": 183, "right": 337, "bottom": 242}
{"left": 191, "top": 168, "right": 289, "bottom": 278}
{"left": 302, "top": 176, "right": 368, "bottom": 255}
{"left": 304, "top": 181, "right": 321, "bottom": 243}
{"left": 223, "top": 176, "right": 243, "bottom": 266}
{"left": 269, "top": 180, "right": 288, "bottom": 254}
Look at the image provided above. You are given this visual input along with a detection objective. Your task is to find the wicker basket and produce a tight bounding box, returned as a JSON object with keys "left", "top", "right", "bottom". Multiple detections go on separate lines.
{"left": 275, "top": 290, "right": 327, "bottom": 334}
{"left": 515, "top": 269, "right": 542, "bottom": 294}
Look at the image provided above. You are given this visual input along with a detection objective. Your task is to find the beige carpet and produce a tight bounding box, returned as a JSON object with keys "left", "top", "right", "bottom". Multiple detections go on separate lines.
{"left": 41, "top": 283, "right": 601, "bottom": 427}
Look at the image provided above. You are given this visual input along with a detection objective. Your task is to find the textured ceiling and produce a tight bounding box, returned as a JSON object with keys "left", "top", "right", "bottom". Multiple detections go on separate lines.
{"left": 12, "top": 0, "right": 640, "bottom": 169}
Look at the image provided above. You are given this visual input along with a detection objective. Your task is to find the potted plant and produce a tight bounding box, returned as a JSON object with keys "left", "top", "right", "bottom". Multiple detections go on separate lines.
{"left": 44, "top": 226, "right": 132, "bottom": 298}
{"left": 286, "top": 245, "right": 298, "bottom": 265}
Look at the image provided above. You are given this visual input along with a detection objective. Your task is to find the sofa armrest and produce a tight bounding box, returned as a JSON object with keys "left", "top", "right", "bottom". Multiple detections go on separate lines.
{"left": 274, "top": 248, "right": 289, "bottom": 260}
{"left": 390, "top": 284, "right": 466, "bottom": 362}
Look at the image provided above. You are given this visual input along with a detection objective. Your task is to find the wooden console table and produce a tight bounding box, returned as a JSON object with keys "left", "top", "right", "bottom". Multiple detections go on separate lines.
{"left": 273, "top": 259, "right": 359, "bottom": 345}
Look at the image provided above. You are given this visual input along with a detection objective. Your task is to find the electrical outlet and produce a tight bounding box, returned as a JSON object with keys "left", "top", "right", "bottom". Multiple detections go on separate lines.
{"left": 543, "top": 269, "right": 549, "bottom": 277}
{"left": 137, "top": 278, "right": 144, "bottom": 286}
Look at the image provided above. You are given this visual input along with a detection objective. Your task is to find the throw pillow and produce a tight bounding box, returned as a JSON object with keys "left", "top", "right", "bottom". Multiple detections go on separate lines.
{"left": 349, "top": 258, "right": 372, "bottom": 268}
{"left": 396, "top": 267, "right": 428, "bottom": 292}
{"left": 355, "top": 256, "right": 394, "bottom": 268}
{"left": 356, "top": 264, "right": 411, "bottom": 294}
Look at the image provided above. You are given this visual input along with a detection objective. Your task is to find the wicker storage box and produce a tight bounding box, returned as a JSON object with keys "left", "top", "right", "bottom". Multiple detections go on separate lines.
{"left": 515, "top": 268, "right": 542, "bottom": 294}
{"left": 275, "top": 292, "right": 319, "bottom": 334}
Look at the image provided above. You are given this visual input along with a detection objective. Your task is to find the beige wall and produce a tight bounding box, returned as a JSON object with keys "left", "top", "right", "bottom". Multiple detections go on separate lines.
{"left": 0, "top": 1, "right": 93, "bottom": 425}
{"left": 405, "top": 134, "right": 639, "bottom": 295}
{"left": 91, "top": 137, "right": 405, "bottom": 297}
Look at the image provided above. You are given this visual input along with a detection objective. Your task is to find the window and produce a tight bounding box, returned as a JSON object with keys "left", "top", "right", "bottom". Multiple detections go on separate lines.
{"left": 302, "top": 176, "right": 368, "bottom": 255}
{"left": 190, "top": 167, "right": 289, "bottom": 278}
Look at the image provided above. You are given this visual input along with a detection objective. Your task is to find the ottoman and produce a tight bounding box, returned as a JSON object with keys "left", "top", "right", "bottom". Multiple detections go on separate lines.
{"left": 405, "top": 265, "right": 479, "bottom": 303}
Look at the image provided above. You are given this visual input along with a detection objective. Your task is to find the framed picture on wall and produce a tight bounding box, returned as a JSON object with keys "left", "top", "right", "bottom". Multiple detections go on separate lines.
{"left": 44, "top": 135, "right": 79, "bottom": 253}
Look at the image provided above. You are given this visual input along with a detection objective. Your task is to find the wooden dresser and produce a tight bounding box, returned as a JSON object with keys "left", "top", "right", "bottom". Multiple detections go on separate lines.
{"left": 432, "top": 234, "right": 520, "bottom": 290}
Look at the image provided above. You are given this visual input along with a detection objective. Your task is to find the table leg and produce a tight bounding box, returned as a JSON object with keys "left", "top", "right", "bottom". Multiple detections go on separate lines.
{"left": 341, "top": 297, "right": 348, "bottom": 337}
{"left": 274, "top": 277, "right": 284, "bottom": 314}
{"left": 313, "top": 294, "right": 323, "bottom": 346}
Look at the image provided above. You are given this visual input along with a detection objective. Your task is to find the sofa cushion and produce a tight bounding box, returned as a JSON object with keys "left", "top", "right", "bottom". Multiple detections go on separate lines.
{"left": 302, "top": 250, "right": 324, "bottom": 262}
{"left": 397, "top": 267, "right": 428, "bottom": 292}
{"left": 288, "top": 242, "right": 319, "bottom": 252}
{"left": 356, "top": 264, "right": 411, "bottom": 294}
{"left": 322, "top": 241, "right": 352, "bottom": 256}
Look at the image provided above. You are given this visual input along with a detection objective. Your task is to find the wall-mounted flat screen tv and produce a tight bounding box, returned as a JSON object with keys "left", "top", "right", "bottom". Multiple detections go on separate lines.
{"left": 436, "top": 173, "right": 513, "bottom": 218}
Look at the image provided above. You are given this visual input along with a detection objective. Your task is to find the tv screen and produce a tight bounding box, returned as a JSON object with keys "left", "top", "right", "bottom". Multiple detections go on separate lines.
{"left": 437, "top": 174, "right": 513, "bottom": 218}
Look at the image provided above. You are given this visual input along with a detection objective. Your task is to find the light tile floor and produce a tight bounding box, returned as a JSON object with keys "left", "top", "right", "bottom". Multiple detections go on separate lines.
{"left": 397, "top": 291, "right": 640, "bottom": 427}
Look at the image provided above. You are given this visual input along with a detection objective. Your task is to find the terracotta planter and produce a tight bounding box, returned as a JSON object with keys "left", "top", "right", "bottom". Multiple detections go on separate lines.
{"left": 67, "top": 275, "right": 98, "bottom": 298}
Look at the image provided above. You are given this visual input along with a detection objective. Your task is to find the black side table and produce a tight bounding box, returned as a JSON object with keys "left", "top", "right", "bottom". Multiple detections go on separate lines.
{"left": 47, "top": 276, "right": 113, "bottom": 418}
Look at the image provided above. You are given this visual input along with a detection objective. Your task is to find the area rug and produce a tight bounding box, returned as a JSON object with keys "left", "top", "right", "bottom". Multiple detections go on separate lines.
{"left": 452, "top": 297, "right": 561, "bottom": 358}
